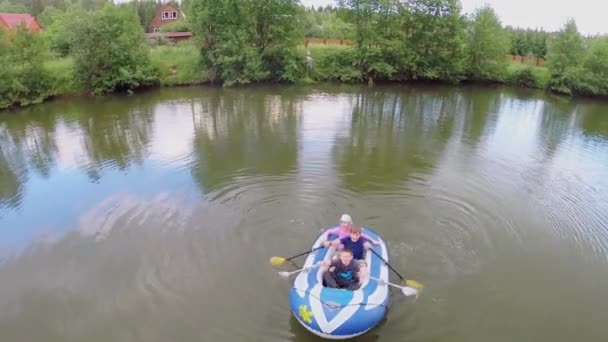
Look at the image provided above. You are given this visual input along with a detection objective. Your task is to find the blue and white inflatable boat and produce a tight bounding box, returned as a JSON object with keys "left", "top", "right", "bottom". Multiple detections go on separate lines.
{"left": 289, "top": 227, "right": 389, "bottom": 339}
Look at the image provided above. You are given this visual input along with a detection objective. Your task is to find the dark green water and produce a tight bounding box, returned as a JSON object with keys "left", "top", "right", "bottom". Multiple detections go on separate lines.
{"left": 1, "top": 84, "right": 607, "bottom": 342}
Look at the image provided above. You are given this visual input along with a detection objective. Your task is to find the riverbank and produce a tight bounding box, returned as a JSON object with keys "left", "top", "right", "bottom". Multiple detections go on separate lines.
{"left": 0, "top": 42, "right": 574, "bottom": 113}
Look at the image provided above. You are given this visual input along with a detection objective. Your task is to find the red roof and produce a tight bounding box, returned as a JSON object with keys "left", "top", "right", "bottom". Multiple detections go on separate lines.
{"left": 0, "top": 13, "right": 42, "bottom": 31}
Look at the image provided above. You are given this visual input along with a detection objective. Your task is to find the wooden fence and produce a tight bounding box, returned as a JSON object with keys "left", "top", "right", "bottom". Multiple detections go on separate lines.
{"left": 304, "top": 39, "right": 546, "bottom": 67}
{"left": 304, "top": 38, "right": 354, "bottom": 46}
{"left": 506, "top": 54, "right": 545, "bottom": 67}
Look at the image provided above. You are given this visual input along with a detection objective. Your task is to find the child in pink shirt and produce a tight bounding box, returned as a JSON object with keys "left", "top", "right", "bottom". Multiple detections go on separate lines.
{"left": 321, "top": 214, "right": 379, "bottom": 246}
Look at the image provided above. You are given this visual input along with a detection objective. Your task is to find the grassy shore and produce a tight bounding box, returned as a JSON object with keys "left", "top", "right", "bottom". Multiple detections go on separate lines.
{"left": 149, "top": 43, "right": 208, "bottom": 86}
{"left": 42, "top": 42, "right": 208, "bottom": 98}
{"left": 8, "top": 42, "right": 553, "bottom": 111}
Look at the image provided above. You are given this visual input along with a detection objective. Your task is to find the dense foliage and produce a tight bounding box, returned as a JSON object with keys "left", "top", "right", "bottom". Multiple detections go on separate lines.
{"left": 405, "top": 0, "right": 467, "bottom": 81}
{"left": 465, "top": 6, "right": 509, "bottom": 81}
{"left": 1, "top": 0, "right": 608, "bottom": 111}
{"left": 0, "top": 25, "right": 54, "bottom": 109}
{"left": 159, "top": 18, "right": 191, "bottom": 33}
{"left": 546, "top": 19, "right": 585, "bottom": 95}
{"left": 189, "top": 0, "right": 302, "bottom": 86}
{"left": 302, "top": 5, "right": 353, "bottom": 39}
{"left": 546, "top": 20, "right": 608, "bottom": 96}
{"left": 0, "top": 0, "right": 27, "bottom": 13}
{"left": 507, "top": 27, "right": 549, "bottom": 57}
{"left": 70, "top": 5, "right": 158, "bottom": 94}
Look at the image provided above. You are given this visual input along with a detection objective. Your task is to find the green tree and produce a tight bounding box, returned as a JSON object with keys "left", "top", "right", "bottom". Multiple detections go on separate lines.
{"left": 303, "top": 6, "right": 354, "bottom": 39}
{"left": 36, "top": 5, "right": 62, "bottom": 27}
{"left": 577, "top": 38, "right": 608, "bottom": 96}
{"left": 0, "top": 0, "right": 28, "bottom": 13}
{"left": 337, "top": 0, "right": 404, "bottom": 82}
{"left": 405, "top": 0, "right": 466, "bottom": 82}
{"left": 509, "top": 28, "right": 526, "bottom": 55}
{"left": 79, "top": 0, "right": 109, "bottom": 11}
{"left": 125, "top": 0, "right": 159, "bottom": 32}
{"left": 546, "top": 19, "right": 585, "bottom": 95}
{"left": 466, "top": 5, "right": 508, "bottom": 80}
{"left": 507, "top": 27, "right": 549, "bottom": 57}
{"left": 535, "top": 30, "right": 548, "bottom": 57}
{"left": 251, "top": 0, "right": 302, "bottom": 81}
{"left": 70, "top": 5, "right": 158, "bottom": 94}
{"left": 324, "top": 13, "right": 354, "bottom": 39}
{"left": 303, "top": 7, "right": 324, "bottom": 37}
{"left": 189, "top": 0, "right": 265, "bottom": 85}
{"left": 0, "top": 25, "right": 53, "bottom": 109}
{"left": 0, "top": 28, "right": 14, "bottom": 109}
{"left": 41, "top": 5, "right": 86, "bottom": 56}
{"left": 189, "top": 0, "right": 301, "bottom": 85}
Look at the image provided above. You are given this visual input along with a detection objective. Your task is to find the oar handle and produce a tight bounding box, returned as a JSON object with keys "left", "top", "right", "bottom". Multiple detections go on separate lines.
{"left": 369, "top": 248, "right": 406, "bottom": 282}
{"left": 285, "top": 245, "right": 324, "bottom": 261}
{"left": 290, "top": 263, "right": 320, "bottom": 275}
{"left": 370, "top": 277, "right": 402, "bottom": 289}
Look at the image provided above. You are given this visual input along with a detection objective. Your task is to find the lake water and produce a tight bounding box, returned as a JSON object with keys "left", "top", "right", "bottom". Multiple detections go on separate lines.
{"left": 1, "top": 84, "right": 607, "bottom": 341}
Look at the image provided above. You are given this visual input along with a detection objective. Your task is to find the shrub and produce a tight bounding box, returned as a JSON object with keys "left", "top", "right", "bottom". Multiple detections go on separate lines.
{"left": 70, "top": 5, "right": 158, "bottom": 95}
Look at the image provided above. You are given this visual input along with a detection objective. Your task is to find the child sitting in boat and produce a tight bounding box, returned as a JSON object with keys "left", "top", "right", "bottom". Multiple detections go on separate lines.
{"left": 320, "top": 248, "right": 362, "bottom": 291}
{"left": 321, "top": 214, "right": 380, "bottom": 247}
{"left": 332, "top": 225, "right": 372, "bottom": 260}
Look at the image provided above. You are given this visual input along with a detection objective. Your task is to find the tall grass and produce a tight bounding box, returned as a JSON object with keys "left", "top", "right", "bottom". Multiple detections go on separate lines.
{"left": 297, "top": 45, "right": 360, "bottom": 82}
{"left": 505, "top": 63, "right": 551, "bottom": 89}
{"left": 149, "top": 42, "right": 207, "bottom": 86}
{"left": 44, "top": 56, "right": 81, "bottom": 94}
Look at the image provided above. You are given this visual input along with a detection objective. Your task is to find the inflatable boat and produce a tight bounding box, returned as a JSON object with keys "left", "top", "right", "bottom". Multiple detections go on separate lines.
{"left": 289, "top": 227, "right": 390, "bottom": 339}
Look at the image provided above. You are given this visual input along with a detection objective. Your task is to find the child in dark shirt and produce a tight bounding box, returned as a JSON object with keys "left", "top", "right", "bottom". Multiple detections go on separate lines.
{"left": 332, "top": 225, "right": 372, "bottom": 260}
{"left": 321, "top": 248, "right": 361, "bottom": 290}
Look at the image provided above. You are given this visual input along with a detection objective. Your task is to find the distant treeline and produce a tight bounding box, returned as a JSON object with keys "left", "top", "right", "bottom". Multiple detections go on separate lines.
{"left": 302, "top": 5, "right": 556, "bottom": 59}
{"left": 0, "top": 0, "right": 572, "bottom": 59}
{"left": 1, "top": 0, "right": 607, "bottom": 111}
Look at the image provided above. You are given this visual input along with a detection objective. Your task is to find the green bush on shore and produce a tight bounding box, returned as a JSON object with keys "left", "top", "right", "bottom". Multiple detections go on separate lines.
{"left": 505, "top": 63, "right": 550, "bottom": 89}
{"left": 45, "top": 56, "right": 81, "bottom": 94}
{"left": 0, "top": 25, "right": 54, "bottom": 109}
{"left": 302, "top": 45, "right": 360, "bottom": 82}
{"left": 70, "top": 5, "right": 158, "bottom": 95}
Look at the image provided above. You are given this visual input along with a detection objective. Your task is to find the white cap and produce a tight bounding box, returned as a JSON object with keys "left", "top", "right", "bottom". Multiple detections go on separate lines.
{"left": 340, "top": 214, "right": 352, "bottom": 223}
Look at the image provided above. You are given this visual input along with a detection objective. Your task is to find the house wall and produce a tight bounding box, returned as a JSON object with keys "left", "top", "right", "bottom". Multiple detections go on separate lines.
{"left": 149, "top": 4, "right": 184, "bottom": 33}
{"left": 29, "top": 19, "right": 42, "bottom": 31}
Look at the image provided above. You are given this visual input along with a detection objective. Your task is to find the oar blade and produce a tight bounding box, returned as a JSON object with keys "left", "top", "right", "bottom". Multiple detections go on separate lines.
{"left": 405, "top": 279, "right": 424, "bottom": 290}
{"left": 278, "top": 271, "right": 290, "bottom": 278}
{"left": 401, "top": 286, "right": 419, "bottom": 297}
{"left": 270, "top": 257, "right": 286, "bottom": 266}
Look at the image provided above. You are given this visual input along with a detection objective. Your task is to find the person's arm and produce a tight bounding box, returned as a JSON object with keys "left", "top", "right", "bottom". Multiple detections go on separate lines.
{"left": 318, "top": 258, "right": 337, "bottom": 271}
{"left": 333, "top": 237, "right": 348, "bottom": 249}
{"left": 353, "top": 263, "right": 360, "bottom": 283}
{"left": 328, "top": 259, "right": 340, "bottom": 273}
{"left": 322, "top": 227, "right": 340, "bottom": 246}
{"left": 362, "top": 232, "right": 380, "bottom": 245}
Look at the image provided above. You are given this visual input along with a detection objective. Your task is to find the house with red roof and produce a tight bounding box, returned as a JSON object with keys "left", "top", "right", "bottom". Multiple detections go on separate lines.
{"left": 0, "top": 13, "right": 43, "bottom": 32}
{"left": 144, "top": 3, "right": 192, "bottom": 42}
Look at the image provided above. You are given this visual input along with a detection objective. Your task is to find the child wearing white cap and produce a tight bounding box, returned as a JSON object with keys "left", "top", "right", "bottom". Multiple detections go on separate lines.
{"left": 321, "top": 213, "right": 379, "bottom": 246}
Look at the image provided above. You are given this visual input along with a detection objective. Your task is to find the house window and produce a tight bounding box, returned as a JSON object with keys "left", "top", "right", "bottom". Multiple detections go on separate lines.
{"left": 162, "top": 11, "right": 177, "bottom": 20}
